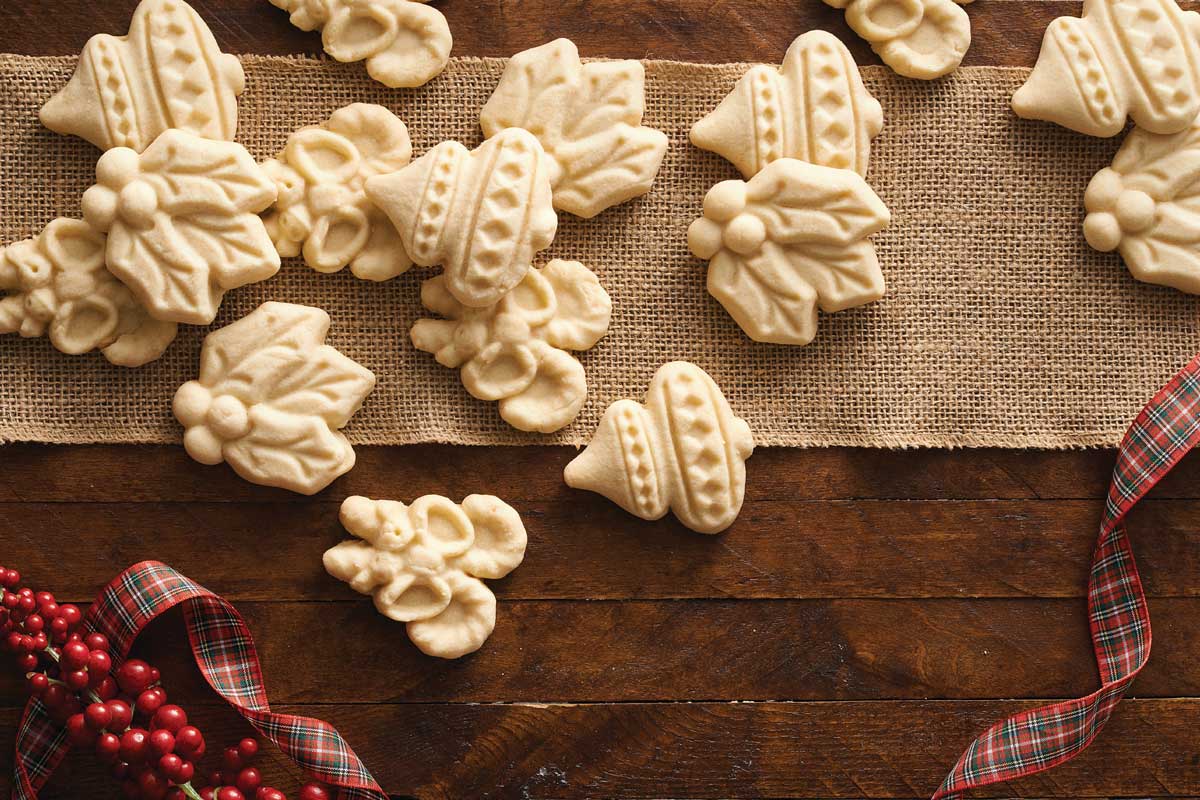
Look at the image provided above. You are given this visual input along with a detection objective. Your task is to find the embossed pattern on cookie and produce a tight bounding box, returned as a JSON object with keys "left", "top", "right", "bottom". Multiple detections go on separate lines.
{"left": 324, "top": 494, "right": 527, "bottom": 659}
{"left": 173, "top": 302, "right": 377, "bottom": 495}
{"left": 82, "top": 129, "right": 280, "bottom": 326}
{"left": 1013, "top": 0, "right": 1200, "bottom": 137}
{"left": 0, "top": 219, "right": 177, "bottom": 367}
{"left": 263, "top": 104, "right": 414, "bottom": 281}
{"left": 268, "top": 0, "right": 452, "bottom": 88}
{"left": 688, "top": 158, "right": 891, "bottom": 347}
{"left": 365, "top": 128, "right": 559, "bottom": 308}
{"left": 565, "top": 362, "right": 755, "bottom": 535}
{"left": 40, "top": 0, "right": 245, "bottom": 152}
{"left": 824, "top": 0, "right": 973, "bottom": 80}
{"left": 691, "top": 30, "right": 883, "bottom": 178}
{"left": 411, "top": 259, "right": 612, "bottom": 433}
{"left": 480, "top": 38, "right": 669, "bottom": 218}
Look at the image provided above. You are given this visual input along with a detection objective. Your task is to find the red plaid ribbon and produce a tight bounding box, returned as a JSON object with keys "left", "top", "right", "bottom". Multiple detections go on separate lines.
{"left": 933, "top": 353, "right": 1200, "bottom": 798}
{"left": 11, "top": 561, "right": 386, "bottom": 800}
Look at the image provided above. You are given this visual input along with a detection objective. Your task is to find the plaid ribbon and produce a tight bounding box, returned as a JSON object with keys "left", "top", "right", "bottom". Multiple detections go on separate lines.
{"left": 12, "top": 561, "right": 387, "bottom": 800}
{"left": 933, "top": 352, "right": 1200, "bottom": 798}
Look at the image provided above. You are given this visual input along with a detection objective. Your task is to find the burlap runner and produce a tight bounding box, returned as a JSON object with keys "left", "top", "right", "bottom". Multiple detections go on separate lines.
{"left": 0, "top": 54, "right": 1195, "bottom": 448}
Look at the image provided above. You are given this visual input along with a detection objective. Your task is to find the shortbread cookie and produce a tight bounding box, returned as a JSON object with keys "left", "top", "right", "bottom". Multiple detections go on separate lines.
{"left": 691, "top": 30, "right": 883, "bottom": 178}
{"left": 0, "top": 219, "right": 176, "bottom": 367}
{"left": 411, "top": 259, "right": 612, "bottom": 433}
{"left": 82, "top": 130, "right": 280, "bottom": 326}
{"left": 480, "top": 39, "right": 669, "bottom": 218}
{"left": 825, "top": 0, "right": 973, "bottom": 80}
{"left": 565, "top": 362, "right": 754, "bottom": 535}
{"left": 366, "top": 128, "right": 558, "bottom": 308}
{"left": 1013, "top": 0, "right": 1200, "bottom": 137}
{"left": 1084, "top": 119, "right": 1200, "bottom": 293}
{"left": 40, "top": 0, "right": 244, "bottom": 152}
{"left": 173, "top": 302, "right": 376, "bottom": 495}
{"left": 325, "top": 494, "right": 527, "bottom": 659}
{"left": 263, "top": 104, "right": 414, "bottom": 281}
{"left": 688, "top": 158, "right": 890, "bottom": 346}
{"left": 269, "top": 0, "right": 451, "bottom": 88}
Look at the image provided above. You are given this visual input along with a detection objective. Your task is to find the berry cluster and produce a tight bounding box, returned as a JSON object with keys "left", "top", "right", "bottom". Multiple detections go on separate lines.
{"left": 0, "top": 567, "right": 333, "bottom": 800}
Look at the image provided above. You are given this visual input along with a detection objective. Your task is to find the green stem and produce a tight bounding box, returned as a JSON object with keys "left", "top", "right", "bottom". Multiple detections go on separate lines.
{"left": 178, "top": 781, "right": 204, "bottom": 800}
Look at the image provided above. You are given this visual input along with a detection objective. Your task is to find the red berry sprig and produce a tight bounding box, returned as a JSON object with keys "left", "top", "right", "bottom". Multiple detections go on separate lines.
{"left": 0, "top": 567, "right": 332, "bottom": 800}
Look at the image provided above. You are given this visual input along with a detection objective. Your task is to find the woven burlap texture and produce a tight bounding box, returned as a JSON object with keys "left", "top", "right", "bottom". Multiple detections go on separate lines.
{"left": 1, "top": 54, "right": 1196, "bottom": 448}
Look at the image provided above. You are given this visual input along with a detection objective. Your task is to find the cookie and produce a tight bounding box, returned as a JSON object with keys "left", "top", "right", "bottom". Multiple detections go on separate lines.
{"left": 41, "top": 0, "right": 244, "bottom": 152}
{"left": 365, "top": 128, "right": 558, "bottom": 308}
{"left": 82, "top": 130, "right": 280, "bottom": 326}
{"left": 263, "top": 104, "right": 414, "bottom": 281}
{"left": 325, "top": 494, "right": 527, "bottom": 659}
{"left": 688, "top": 158, "right": 890, "bottom": 346}
{"left": 480, "top": 39, "right": 669, "bottom": 218}
{"left": 173, "top": 302, "right": 376, "bottom": 495}
{"left": 691, "top": 30, "right": 883, "bottom": 178}
{"left": 825, "top": 0, "right": 973, "bottom": 80}
{"left": 411, "top": 259, "right": 612, "bottom": 433}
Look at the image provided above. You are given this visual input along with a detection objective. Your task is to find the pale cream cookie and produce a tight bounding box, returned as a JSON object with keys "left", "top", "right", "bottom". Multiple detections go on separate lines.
{"left": 173, "top": 302, "right": 376, "bottom": 495}
{"left": 825, "top": 0, "right": 973, "bottom": 81}
{"left": 365, "top": 128, "right": 559, "bottom": 308}
{"left": 0, "top": 219, "right": 176, "bottom": 367}
{"left": 82, "top": 129, "right": 280, "bottom": 326}
{"left": 691, "top": 30, "right": 883, "bottom": 178}
{"left": 325, "top": 494, "right": 527, "bottom": 659}
{"left": 565, "top": 362, "right": 755, "bottom": 535}
{"left": 263, "top": 103, "right": 414, "bottom": 281}
{"left": 688, "top": 158, "right": 890, "bottom": 347}
{"left": 480, "top": 39, "right": 669, "bottom": 218}
{"left": 411, "top": 259, "right": 612, "bottom": 433}
{"left": 268, "top": 0, "right": 451, "bottom": 88}
{"left": 1013, "top": 0, "right": 1200, "bottom": 137}
{"left": 41, "top": 0, "right": 244, "bottom": 152}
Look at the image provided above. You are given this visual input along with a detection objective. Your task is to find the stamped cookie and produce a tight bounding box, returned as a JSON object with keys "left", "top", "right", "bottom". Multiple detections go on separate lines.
{"left": 411, "top": 259, "right": 612, "bottom": 433}
{"left": 691, "top": 30, "right": 883, "bottom": 178}
{"left": 688, "top": 158, "right": 890, "bottom": 346}
{"left": 325, "top": 494, "right": 527, "bottom": 659}
{"left": 480, "top": 39, "right": 669, "bottom": 218}
{"left": 41, "top": 0, "right": 244, "bottom": 152}
{"left": 366, "top": 128, "right": 559, "bottom": 308}
{"left": 1014, "top": 0, "right": 1200, "bottom": 137}
{"left": 263, "top": 104, "right": 414, "bottom": 281}
{"left": 81, "top": 130, "right": 280, "bottom": 326}
{"left": 173, "top": 302, "right": 376, "bottom": 495}
{"left": 269, "top": 0, "right": 451, "bottom": 88}
{"left": 0, "top": 219, "right": 177, "bottom": 367}
{"left": 825, "top": 0, "right": 973, "bottom": 80}
{"left": 565, "top": 362, "right": 755, "bottom": 535}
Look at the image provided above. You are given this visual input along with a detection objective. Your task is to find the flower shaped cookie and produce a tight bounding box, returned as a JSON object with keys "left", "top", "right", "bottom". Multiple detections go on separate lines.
{"left": 411, "top": 259, "right": 612, "bottom": 433}
{"left": 263, "top": 104, "right": 414, "bottom": 281}
{"left": 324, "top": 494, "right": 528, "bottom": 659}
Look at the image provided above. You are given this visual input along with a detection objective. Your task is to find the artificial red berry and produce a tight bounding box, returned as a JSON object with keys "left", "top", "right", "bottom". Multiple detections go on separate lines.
{"left": 149, "top": 729, "right": 175, "bottom": 758}
{"left": 111, "top": 761, "right": 131, "bottom": 780}
{"left": 119, "top": 728, "right": 150, "bottom": 763}
{"left": 218, "top": 788, "right": 245, "bottom": 800}
{"left": 1, "top": 570, "right": 20, "bottom": 589}
{"left": 96, "top": 731, "right": 122, "bottom": 761}
{"left": 84, "top": 702, "right": 113, "bottom": 731}
{"left": 175, "top": 760, "right": 194, "bottom": 783}
{"left": 93, "top": 675, "right": 118, "bottom": 701}
{"left": 61, "top": 640, "right": 89, "bottom": 670}
{"left": 136, "top": 686, "right": 167, "bottom": 716}
{"left": 17, "top": 595, "right": 35, "bottom": 614}
{"left": 66, "top": 713, "right": 98, "bottom": 746}
{"left": 42, "top": 683, "right": 69, "bottom": 710}
{"left": 17, "top": 652, "right": 38, "bottom": 672}
{"left": 106, "top": 699, "right": 134, "bottom": 732}
{"left": 236, "top": 767, "right": 261, "bottom": 794}
{"left": 199, "top": 789, "right": 216, "bottom": 800}
{"left": 87, "top": 649, "right": 112, "bottom": 677}
{"left": 58, "top": 604, "right": 81, "bottom": 627}
{"left": 26, "top": 672, "right": 48, "bottom": 696}
{"left": 49, "top": 616, "right": 69, "bottom": 638}
{"left": 31, "top": 631, "right": 47, "bottom": 650}
{"left": 298, "top": 784, "right": 330, "bottom": 800}
{"left": 236, "top": 738, "right": 258, "bottom": 762}
{"left": 23, "top": 614, "right": 43, "bottom": 634}
{"left": 63, "top": 668, "right": 90, "bottom": 691}
{"left": 138, "top": 768, "right": 169, "bottom": 800}
{"left": 175, "top": 725, "right": 205, "bottom": 759}
{"left": 158, "top": 752, "right": 183, "bottom": 778}
{"left": 256, "top": 788, "right": 286, "bottom": 800}
{"left": 39, "top": 601, "right": 58, "bottom": 619}
{"left": 210, "top": 770, "right": 225, "bottom": 787}
{"left": 85, "top": 632, "right": 110, "bottom": 652}
{"left": 222, "top": 746, "right": 243, "bottom": 773}
{"left": 117, "top": 659, "right": 154, "bottom": 695}
{"left": 34, "top": 591, "right": 53, "bottom": 609}
{"left": 3, "top": 631, "right": 20, "bottom": 651}
{"left": 152, "top": 705, "right": 187, "bottom": 733}
{"left": 67, "top": 632, "right": 83, "bottom": 643}
{"left": 17, "top": 635, "right": 33, "bottom": 653}
{"left": 149, "top": 667, "right": 161, "bottom": 683}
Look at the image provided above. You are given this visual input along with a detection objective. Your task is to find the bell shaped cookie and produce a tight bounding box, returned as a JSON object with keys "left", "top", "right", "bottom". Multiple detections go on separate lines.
{"left": 411, "top": 259, "right": 612, "bottom": 433}
{"left": 41, "top": 0, "right": 244, "bottom": 152}
{"left": 366, "top": 128, "right": 559, "bottom": 308}
{"left": 269, "top": 0, "right": 451, "bottom": 88}
{"left": 1084, "top": 118, "right": 1200, "bottom": 294}
{"left": 691, "top": 30, "right": 883, "bottom": 178}
{"left": 325, "top": 494, "right": 527, "bottom": 658}
{"left": 81, "top": 130, "right": 280, "bottom": 326}
{"left": 825, "top": 0, "right": 973, "bottom": 81}
{"left": 480, "top": 39, "right": 669, "bottom": 218}
{"left": 1013, "top": 0, "right": 1200, "bottom": 137}
{"left": 688, "top": 158, "right": 890, "bottom": 346}
{"left": 263, "top": 104, "right": 414, "bottom": 281}
{"left": 565, "top": 362, "right": 755, "bottom": 535}
{"left": 173, "top": 302, "right": 376, "bottom": 495}
{"left": 0, "top": 219, "right": 176, "bottom": 367}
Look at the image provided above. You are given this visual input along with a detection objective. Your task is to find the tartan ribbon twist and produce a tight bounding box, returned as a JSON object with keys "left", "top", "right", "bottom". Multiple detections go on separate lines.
{"left": 934, "top": 353, "right": 1200, "bottom": 798}
{"left": 11, "top": 560, "right": 387, "bottom": 800}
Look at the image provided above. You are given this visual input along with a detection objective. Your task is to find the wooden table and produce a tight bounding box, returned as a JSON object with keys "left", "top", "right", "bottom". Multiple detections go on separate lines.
{"left": 2, "top": 2, "right": 1199, "bottom": 798}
